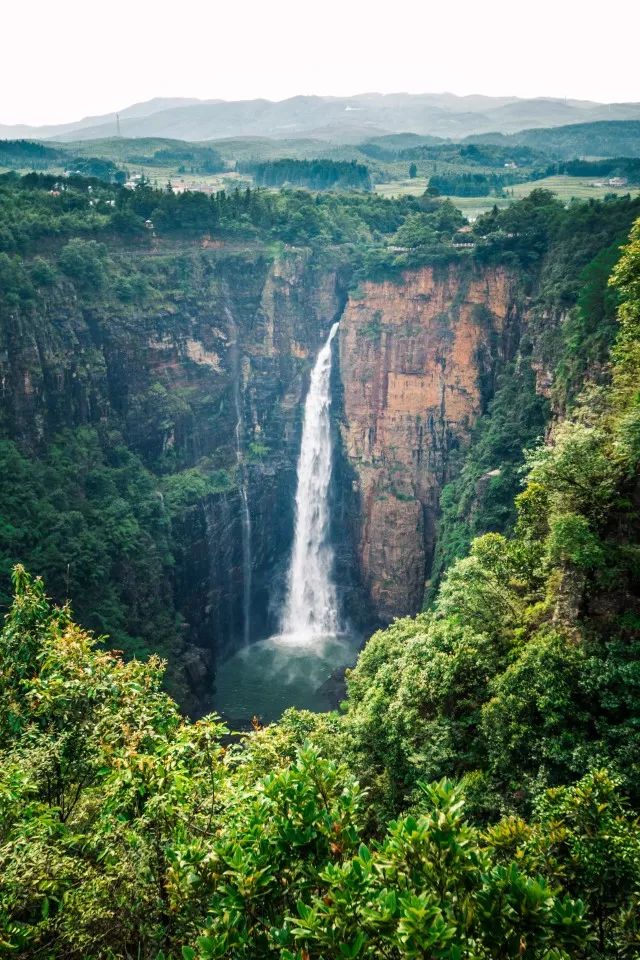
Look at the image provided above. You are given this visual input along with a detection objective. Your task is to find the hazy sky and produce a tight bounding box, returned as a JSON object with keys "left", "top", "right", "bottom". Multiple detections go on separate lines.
{"left": 3, "top": 0, "right": 639, "bottom": 126}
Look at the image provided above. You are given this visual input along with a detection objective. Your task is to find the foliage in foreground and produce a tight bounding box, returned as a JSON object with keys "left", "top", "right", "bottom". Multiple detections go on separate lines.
{"left": 3, "top": 566, "right": 640, "bottom": 959}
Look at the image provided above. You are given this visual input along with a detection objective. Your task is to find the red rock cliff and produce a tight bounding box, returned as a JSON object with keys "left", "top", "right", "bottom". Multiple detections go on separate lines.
{"left": 339, "top": 264, "right": 517, "bottom": 620}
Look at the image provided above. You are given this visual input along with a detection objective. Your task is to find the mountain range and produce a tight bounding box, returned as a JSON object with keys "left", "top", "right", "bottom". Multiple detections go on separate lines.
{"left": 3, "top": 93, "right": 640, "bottom": 143}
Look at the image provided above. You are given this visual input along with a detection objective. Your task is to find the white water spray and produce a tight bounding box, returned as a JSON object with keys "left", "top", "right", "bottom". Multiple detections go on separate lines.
{"left": 281, "top": 322, "right": 340, "bottom": 644}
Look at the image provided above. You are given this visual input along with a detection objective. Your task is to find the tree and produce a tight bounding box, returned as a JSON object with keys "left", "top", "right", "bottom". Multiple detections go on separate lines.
{"left": 58, "top": 238, "right": 108, "bottom": 291}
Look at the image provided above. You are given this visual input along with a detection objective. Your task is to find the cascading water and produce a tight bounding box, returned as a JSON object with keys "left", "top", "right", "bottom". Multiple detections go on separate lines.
{"left": 214, "top": 320, "right": 358, "bottom": 726}
{"left": 281, "top": 322, "right": 340, "bottom": 643}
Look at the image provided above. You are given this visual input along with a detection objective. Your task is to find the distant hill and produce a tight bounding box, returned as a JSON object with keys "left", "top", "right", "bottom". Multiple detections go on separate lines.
{"left": 0, "top": 97, "right": 204, "bottom": 141}
{"left": 2, "top": 93, "right": 640, "bottom": 144}
{"left": 464, "top": 120, "right": 640, "bottom": 159}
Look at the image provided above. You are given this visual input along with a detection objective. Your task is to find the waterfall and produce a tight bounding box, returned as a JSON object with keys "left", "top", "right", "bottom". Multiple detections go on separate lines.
{"left": 281, "top": 322, "right": 340, "bottom": 644}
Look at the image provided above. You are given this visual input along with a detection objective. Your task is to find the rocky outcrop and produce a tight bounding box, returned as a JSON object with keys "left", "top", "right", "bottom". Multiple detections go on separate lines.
{"left": 339, "top": 264, "right": 519, "bottom": 620}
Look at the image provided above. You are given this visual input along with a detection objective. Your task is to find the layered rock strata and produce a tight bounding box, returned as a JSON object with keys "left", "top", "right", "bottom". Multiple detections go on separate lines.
{"left": 339, "top": 265, "right": 517, "bottom": 619}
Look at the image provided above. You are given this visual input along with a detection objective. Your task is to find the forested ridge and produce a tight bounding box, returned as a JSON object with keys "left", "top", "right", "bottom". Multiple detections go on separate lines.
{"left": 1, "top": 171, "right": 640, "bottom": 956}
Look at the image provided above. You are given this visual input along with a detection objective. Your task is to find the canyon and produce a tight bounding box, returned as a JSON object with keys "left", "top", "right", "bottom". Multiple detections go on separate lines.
{"left": 0, "top": 241, "right": 525, "bottom": 711}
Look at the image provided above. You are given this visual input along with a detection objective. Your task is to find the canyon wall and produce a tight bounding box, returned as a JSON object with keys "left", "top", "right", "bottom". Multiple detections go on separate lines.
{"left": 338, "top": 264, "right": 520, "bottom": 620}
{"left": 0, "top": 244, "right": 349, "bottom": 709}
{"left": 0, "top": 242, "right": 524, "bottom": 708}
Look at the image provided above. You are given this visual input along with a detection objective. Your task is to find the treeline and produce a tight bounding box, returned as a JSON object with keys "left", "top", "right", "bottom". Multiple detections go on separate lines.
{"left": 64, "top": 156, "right": 126, "bottom": 182}
{"left": 555, "top": 156, "right": 640, "bottom": 183}
{"left": 359, "top": 138, "right": 547, "bottom": 169}
{"left": 471, "top": 188, "right": 640, "bottom": 275}
{"left": 130, "top": 145, "right": 225, "bottom": 174}
{"left": 471, "top": 120, "right": 640, "bottom": 160}
{"left": 357, "top": 122, "right": 640, "bottom": 170}
{"left": 426, "top": 156, "right": 640, "bottom": 198}
{"left": 2, "top": 172, "right": 640, "bottom": 289}
{"left": 429, "top": 171, "right": 511, "bottom": 197}
{"left": 0, "top": 140, "right": 127, "bottom": 184}
{"left": 401, "top": 141, "right": 546, "bottom": 167}
{"left": 0, "top": 139, "right": 63, "bottom": 168}
{"left": 239, "top": 158, "right": 372, "bottom": 191}
{"left": 359, "top": 189, "right": 640, "bottom": 283}
{"left": 0, "top": 171, "right": 412, "bottom": 256}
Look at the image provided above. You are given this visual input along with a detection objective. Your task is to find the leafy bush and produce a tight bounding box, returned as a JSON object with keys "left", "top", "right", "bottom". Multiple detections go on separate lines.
{"left": 0, "top": 570, "right": 602, "bottom": 959}
{"left": 59, "top": 238, "right": 108, "bottom": 290}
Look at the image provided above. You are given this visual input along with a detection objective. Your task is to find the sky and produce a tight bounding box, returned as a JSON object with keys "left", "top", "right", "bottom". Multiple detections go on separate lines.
{"left": 2, "top": 0, "right": 639, "bottom": 126}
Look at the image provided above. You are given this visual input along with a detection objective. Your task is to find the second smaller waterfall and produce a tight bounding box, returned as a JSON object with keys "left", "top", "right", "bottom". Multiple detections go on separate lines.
{"left": 281, "top": 322, "right": 340, "bottom": 643}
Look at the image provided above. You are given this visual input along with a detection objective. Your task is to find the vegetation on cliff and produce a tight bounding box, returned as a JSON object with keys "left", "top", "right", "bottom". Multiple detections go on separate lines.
{"left": 0, "top": 224, "right": 263, "bottom": 699}
{"left": 0, "top": 431, "right": 178, "bottom": 655}
{"left": 1, "top": 213, "right": 639, "bottom": 956}
{"left": 335, "top": 212, "right": 640, "bottom": 841}
{"left": 428, "top": 189, "right": 640, "bottom": 585}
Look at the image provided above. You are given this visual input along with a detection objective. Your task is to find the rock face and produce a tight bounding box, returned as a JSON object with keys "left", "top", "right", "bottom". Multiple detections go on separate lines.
{"left": 0, "top": 241, "right": 523, "bottom": 708}
{"left": 339, "top": 264, "right": 518, "bottom": 620}
{"left": 129, "top": 250, "right": 347, "bottom": 662}
{"left": 0, "top": 244, "right": 350, "bottom": 710}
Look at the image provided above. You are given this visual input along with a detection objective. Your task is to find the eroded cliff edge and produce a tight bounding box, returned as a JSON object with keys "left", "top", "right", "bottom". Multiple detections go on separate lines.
{"left": 338, "top": 264, "right": 519, "bottom": 620}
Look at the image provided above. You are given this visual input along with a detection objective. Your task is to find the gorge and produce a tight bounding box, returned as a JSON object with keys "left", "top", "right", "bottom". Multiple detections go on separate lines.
{"left": 0, "top": 246, "right": 515, "bottom": 718}
{"left": 210, "top": 262, "right": 520, "bottom": 722}
{"left": 2, "top": 176, "right": 639, "bottom": 720}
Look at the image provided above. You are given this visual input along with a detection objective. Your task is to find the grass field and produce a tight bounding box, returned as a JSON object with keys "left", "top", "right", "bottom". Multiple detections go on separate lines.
{"left": 374, "top": 178, "right": 502, "bottom": 220}
{"left": 122, "top": 166, "right": 252, "bottom": 193}
{"left": 509, "top": 175, "right": 639, "bottom": 202}
{"left": 375, "top": 175, "right": 640, "bottom": 220}
{"left": 374, "top": 177, "right": 429, "bottom": 198}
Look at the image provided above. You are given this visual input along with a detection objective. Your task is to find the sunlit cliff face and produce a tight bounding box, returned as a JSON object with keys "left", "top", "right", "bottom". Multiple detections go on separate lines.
{"left": 339, "top": 265, "right": 516, "bottom": 619}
